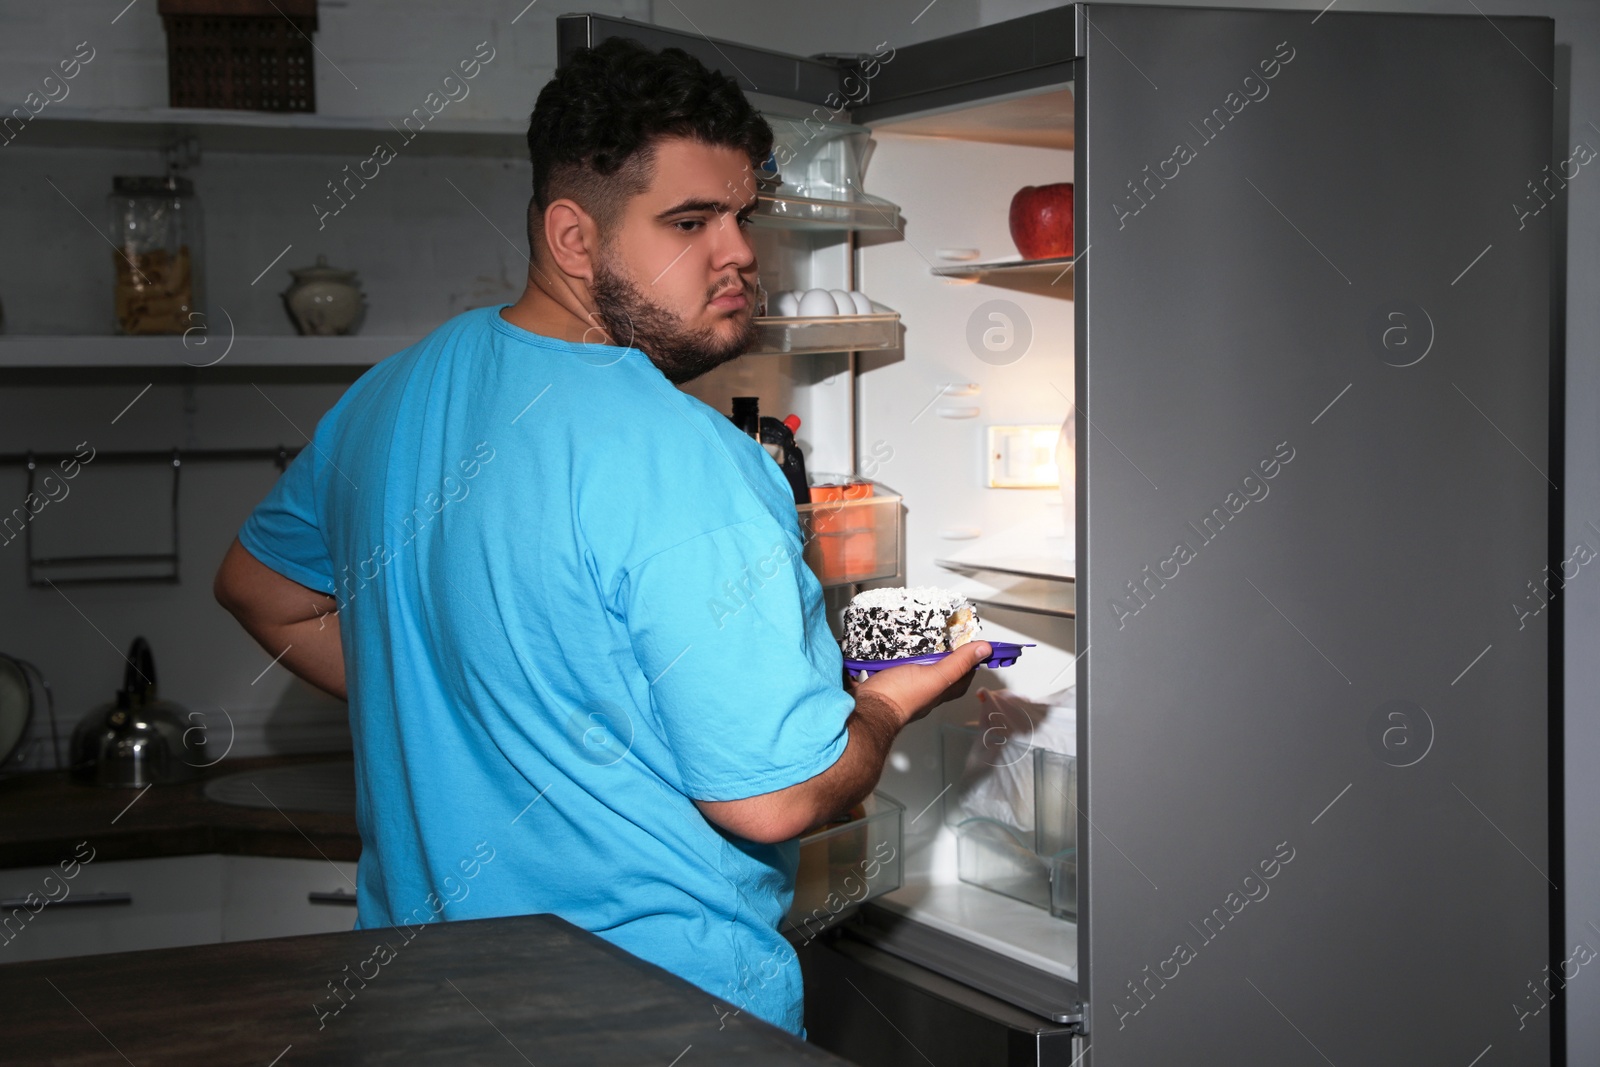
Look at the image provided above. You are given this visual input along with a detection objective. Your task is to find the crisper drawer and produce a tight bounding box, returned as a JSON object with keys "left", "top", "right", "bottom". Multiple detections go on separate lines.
{"left": 797, "top": 483, "right": 902, "bottom": 587}
{"left": 788, "top": 791, "right": 903, "bottom": 938}
{"left": 942, "top": 724, "right": 1078, "bottom": 921}
{"left": 0, "top": 853, "right": 224, "bottom": 963}
{"left": 221, "top": 855, "right": 360, "bottom": 942}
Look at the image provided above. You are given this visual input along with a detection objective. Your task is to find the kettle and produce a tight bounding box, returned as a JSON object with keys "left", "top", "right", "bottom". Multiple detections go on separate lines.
{"left": 70, "top": 637, "right": 204, "bottom": 787}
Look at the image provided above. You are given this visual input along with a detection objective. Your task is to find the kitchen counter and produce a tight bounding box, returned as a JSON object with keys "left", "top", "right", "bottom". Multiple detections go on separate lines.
{"left": 0, "top": 911, "right": 849, "bottom": 1065}
{"left": 0, "top": 753, "right": 359, "bottom": 869}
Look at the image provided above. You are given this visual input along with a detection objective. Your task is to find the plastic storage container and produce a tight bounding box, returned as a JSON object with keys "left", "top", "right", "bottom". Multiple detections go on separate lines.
{"left": 942, "top": 722, "right": 1077, "bottom": 920}
{"left": 764, "top": 116, "right": 872, "bottom": 201}
{"left": 797, "top": 481, "right": 901, "bottom": 587}
{"left": 1035, "top": 748, "right": 1078, "bottom": 920}
{"left": 788, "top": 791, "right": 904, "bottom": 937}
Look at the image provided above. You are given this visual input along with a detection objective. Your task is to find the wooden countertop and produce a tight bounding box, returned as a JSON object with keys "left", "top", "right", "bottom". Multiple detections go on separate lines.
{"left": 0, "top": 753, "right": 360, "bottom": 869}
{"left": 0, "top": 912, "right": 850, "bottom": 1065}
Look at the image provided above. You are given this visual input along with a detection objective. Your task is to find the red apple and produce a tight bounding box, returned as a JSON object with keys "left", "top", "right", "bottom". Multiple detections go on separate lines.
{"left": 1009, "top": 183, "right": 1074, "bottom": 260}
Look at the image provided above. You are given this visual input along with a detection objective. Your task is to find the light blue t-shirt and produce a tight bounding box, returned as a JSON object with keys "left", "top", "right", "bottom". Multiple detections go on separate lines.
{"left": 238, "top": 305, "right": 852, "bottom": 1034}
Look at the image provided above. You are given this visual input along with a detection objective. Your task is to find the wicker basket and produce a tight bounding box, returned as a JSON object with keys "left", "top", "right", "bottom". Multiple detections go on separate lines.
{"left": 159, "top": 0, "right": 318, "bottom": 112}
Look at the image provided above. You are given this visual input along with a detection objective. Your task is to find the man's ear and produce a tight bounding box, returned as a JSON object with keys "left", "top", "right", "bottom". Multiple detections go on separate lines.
{"left": 542, "top": 198, "right": 601, "bottom": 282}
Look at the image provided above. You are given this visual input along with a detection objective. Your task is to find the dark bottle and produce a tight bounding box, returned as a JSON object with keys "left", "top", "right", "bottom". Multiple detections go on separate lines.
{"left": 761, "top": 414, "right": 811, "bottom": 506}
{"left": 730, "top": 396, "right": 760, "bottom": 440}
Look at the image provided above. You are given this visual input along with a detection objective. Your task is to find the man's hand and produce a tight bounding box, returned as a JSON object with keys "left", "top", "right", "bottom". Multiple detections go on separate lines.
{"left": 695, "top": 641, "right": 991, "bottom": 844}
{"left": 213, "top": 538, "right": 348, "bottom": 701}
{"left": 847, "top": 640, "right": 992, "bottom": 726}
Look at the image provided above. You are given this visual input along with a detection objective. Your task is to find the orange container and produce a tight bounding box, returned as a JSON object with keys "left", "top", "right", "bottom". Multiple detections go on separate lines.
{"left": 806, "top": 481, "right": 877, "bottom": 582}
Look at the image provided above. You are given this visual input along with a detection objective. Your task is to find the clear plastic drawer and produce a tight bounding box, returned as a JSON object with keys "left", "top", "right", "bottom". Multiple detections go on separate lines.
{"left": 789, "top": 791, "right": 904, "bottom": 939}
{"left": 942, "top": 723, "right": 1077, "bottom": 921}
{"left": 796, "top": 484, "right": 902, "bottom": 587}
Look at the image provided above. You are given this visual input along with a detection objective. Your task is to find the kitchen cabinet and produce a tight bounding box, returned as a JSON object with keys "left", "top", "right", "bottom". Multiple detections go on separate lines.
{"left": 562, "top": 6, "right": 1554, "bottom": 1065}
{"left": 0, "top": 853, "right": 359, "bottom": 963}
{"left": 0, "top": 854, "right": 223, "bottom": 963}
{"left": 220, "top": 855, "right": 360, "bottom": 942}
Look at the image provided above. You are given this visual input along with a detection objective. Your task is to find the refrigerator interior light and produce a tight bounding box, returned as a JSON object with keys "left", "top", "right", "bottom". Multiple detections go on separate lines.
{"left": 988, "top": 425, "right": 1063, "bottom": 488}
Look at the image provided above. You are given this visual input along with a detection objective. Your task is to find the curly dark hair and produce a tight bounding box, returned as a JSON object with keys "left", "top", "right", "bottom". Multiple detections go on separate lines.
{"left": 525, "top": 37, "right": 773, "bottom": 247}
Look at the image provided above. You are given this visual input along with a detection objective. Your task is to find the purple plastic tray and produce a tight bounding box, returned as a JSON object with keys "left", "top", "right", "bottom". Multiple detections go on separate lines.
{"left": 843, "top": 642, "right": 1035, "bottom": 677}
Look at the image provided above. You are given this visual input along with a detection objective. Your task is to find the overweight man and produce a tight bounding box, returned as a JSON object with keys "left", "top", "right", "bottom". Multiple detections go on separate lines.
{"left": 215, "top": 37, "right": 987, "bottom": 1036}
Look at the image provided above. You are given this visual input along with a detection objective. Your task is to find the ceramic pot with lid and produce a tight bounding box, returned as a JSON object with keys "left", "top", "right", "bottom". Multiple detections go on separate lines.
{"left": 70, "top": 637, "right": 204, "bottom": 787}
{"left": 281, "top": 254, "right": 366, "bottom": 336}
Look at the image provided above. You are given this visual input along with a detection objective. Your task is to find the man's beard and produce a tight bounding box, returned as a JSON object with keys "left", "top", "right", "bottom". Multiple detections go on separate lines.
{"left": 590, "top": 259, "right": 758, "bottom": 385}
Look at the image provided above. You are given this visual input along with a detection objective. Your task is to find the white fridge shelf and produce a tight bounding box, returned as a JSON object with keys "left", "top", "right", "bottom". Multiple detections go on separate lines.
{"left": 872, "top": 881, "right": 1079, "bottom": 984}
{"left": 931, "top": 254, "right": 1076, "bottom": 283}
{"left": 943, "top": 575, "right": 1076, "bottom": 620}
{"left": 754, "top": 191, "right": 903, "bottom": 232}
{"left": 749, "top": 312, "right": 900, "bottom": 356}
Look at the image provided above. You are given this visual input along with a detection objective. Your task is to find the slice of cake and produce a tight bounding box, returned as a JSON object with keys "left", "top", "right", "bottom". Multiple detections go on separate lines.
{"left": 842, "top": 586, "right": 983, "bottom": 661}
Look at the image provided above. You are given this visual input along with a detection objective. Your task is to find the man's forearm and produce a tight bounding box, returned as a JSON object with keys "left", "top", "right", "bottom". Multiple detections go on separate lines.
{"left": 238, "top": 610, "right": 348, "bottom": 701}
{"left": 215, "top": 538, "right": 348, "bottom": 701}
{"left": 696, "top": 691, "right": 905, "bottom": 843}
{"left": 798, "top": 691, "right": 902, "bottom": 827}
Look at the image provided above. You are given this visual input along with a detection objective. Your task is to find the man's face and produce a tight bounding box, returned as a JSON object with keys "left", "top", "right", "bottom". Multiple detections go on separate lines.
{"left": 589, "top": 137, "right": 761, "bottom": 384}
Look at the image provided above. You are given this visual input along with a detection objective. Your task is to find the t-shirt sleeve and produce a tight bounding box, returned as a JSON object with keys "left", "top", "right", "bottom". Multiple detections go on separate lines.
{"left": 237, "top": 442, "right": 336, "bottom": 596}
{"left": 621, "top": 517, "right": 852, "bottom": 802}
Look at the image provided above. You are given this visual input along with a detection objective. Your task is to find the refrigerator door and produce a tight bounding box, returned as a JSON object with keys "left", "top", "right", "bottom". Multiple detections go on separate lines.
{"left": 1068, "top": 4, "right": 1552, "bottom": 1064}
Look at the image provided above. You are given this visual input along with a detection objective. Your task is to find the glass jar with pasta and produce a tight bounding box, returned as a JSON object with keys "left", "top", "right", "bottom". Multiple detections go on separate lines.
{"left": 107, "top": 174, "right": 205, "bottom": 335}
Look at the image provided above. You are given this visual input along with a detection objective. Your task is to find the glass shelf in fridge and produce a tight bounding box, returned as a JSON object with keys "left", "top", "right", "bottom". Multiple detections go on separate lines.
{"left": 753, "top": 190, "right": 903, "bottom": 232}
{"left": 749, "top": 311, "right": 900, "bottom": 356}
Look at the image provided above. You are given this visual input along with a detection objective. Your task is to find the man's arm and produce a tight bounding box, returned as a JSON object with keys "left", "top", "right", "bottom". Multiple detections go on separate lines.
{"left": 213, "top": 537, "right": 347, "bottom": 701}
{"left": 694, "top": 640, "right": 991, "bottom": 844}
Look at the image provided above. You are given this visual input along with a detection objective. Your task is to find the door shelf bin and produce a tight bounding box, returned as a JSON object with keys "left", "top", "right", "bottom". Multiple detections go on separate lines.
{"left": 797, "top": 485, "right": 902, "bottom": 587}
{"left": 941, "top": 724, "right": 1077, "bottom": 921}
{"left": 753, "top": 191, "right": 903, "bottom": 232}
{"left": 789, "top": 791, "right": 904, "bottom": 937}
{"left": 750, "top": 311, "right": 900, "bottom": 356}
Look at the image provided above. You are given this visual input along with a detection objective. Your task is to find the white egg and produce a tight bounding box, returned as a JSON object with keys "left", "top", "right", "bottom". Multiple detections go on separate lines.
{"left": 848, "top": 290, "right": 874, "bottom": 315}
{"left": 797, "top": 289, "right": 839, "bottom": 317}
{"left": 771, "top": 291, "right": 801, "bottom": 317}
{"left": 829, "top": 289, "right": 856, "bottom": 315}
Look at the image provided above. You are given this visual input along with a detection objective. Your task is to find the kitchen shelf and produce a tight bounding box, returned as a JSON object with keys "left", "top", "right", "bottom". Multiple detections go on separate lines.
{"left": 18, "top": 107, "right": 526, "bottom": 158}
{"left": 0, "top": 335, "right": 413, "bottom": 370}
{"left": 932, "top": 255, "right": 1076, "bottom": 284}
{"left": 750, "top": 311, "right": 900, "bottom": 356}
{"left": 753, "top": 191, "right": 902, "bottom": 232}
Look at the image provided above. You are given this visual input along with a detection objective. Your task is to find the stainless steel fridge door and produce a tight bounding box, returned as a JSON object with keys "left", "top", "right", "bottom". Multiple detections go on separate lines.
{"left": 1073, "top": 4, "right": 1553, "bottom": 1064}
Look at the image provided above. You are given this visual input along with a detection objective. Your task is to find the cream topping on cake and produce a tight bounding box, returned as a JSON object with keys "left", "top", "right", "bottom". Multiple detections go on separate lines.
{"left": 842, "top": 586, "right": 983, "bottom": 661}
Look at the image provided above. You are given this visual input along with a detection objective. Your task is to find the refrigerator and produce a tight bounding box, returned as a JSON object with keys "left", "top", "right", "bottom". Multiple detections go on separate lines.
{"left": 557, "top": 6, "right": 1556, "bottom": 1065}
